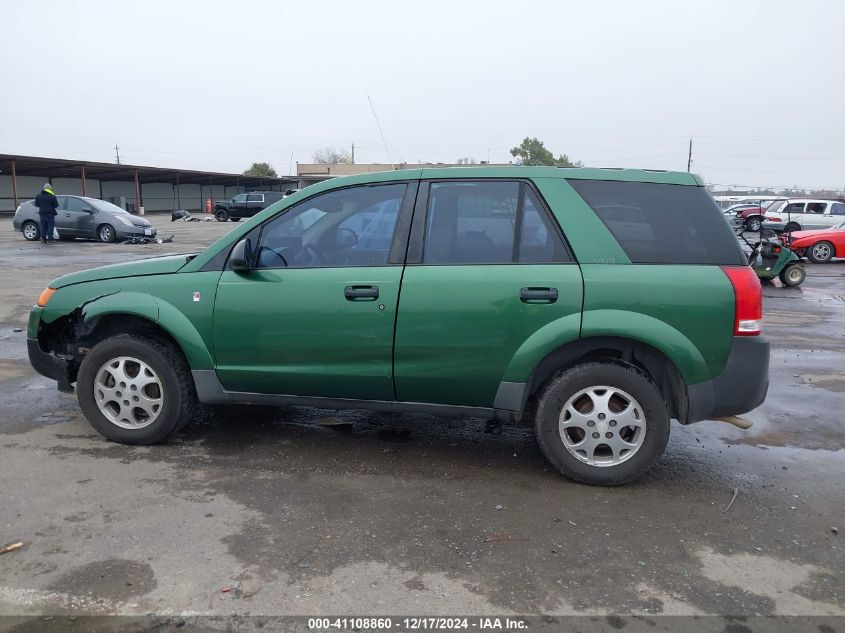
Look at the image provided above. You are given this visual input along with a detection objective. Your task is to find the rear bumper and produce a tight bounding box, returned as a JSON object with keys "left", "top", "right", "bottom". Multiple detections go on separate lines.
{"left": 686, "top": 336, "right": 770, "bottom": 423}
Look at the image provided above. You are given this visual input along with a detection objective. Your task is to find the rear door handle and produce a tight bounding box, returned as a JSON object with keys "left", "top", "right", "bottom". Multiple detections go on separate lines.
{"left": 344, "top": 285, "right": 379, "bottom": 301}
{"left": 520, "top": 287, "right": 558, "bottom": 303}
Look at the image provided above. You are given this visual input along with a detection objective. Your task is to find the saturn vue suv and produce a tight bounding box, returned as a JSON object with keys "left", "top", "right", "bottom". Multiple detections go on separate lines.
{"left": 26, "top": 167, "right": 769, "bottom": 485}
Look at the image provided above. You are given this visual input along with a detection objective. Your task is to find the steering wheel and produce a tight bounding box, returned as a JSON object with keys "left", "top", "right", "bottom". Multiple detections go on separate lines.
{"left": 257, "top": 245, "right": 288, "bottom": 268}
{"left": 302, "top": 243, "right": 326, "bottom": 265}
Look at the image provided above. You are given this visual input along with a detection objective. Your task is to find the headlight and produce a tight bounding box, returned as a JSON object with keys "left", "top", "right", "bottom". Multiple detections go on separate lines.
{"left": 115, "top": 215, "right": 134, "bottom": 226}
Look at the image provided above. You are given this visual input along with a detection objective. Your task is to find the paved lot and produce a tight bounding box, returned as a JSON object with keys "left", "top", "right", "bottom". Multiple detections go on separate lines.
{"left": 0, "top": 217, "right": 843, "bottom": 619}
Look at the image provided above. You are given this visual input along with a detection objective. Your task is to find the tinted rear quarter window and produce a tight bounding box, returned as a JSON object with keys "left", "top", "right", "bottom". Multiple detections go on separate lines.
{"left": 568, "top": 179, "right": 745, "bottom": 265}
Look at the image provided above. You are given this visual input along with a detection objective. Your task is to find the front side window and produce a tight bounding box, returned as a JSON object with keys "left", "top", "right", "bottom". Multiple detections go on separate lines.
{"left": 255, "top": 183, "right": 406, "bottom": 269}
{"left": 247, "top": 193, "right": 263, "bottom": 202}
{"left": 422, "top": 181, "right": 569, "bottom": 264}
{"left": 232, "top": 194, "right": 247, "bottom": 203}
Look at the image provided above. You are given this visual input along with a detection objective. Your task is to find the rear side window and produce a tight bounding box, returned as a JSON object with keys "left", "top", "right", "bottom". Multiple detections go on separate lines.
{"left": 568, "top": 180, "right": 745, "bottom": 265}
{"left": 423, "top": 181, "right": 570, "bottom": 264}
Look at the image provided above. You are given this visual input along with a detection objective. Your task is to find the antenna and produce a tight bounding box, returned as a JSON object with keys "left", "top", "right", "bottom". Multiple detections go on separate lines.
{"left": 367, "top": 95, "right": 395, "bottom": 169}
{"left": 687, "top": 138, "right": 692, "bottom": 172}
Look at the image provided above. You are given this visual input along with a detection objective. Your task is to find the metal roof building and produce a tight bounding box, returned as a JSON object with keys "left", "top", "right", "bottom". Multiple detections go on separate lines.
{"left": 0, "top": 154, "right": 297, "bottom": 214}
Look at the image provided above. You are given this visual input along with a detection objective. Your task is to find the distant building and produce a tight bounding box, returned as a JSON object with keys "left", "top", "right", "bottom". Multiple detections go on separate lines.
{"left": 0, "top": 154, "right": 297, "bottom": 214}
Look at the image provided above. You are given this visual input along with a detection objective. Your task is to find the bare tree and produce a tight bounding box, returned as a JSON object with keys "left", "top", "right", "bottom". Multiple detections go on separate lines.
{"left": 312, "top": 147, "right": 353, "bottom": 165}
{"left": 456, "top": 157, "right": 478, "bottom": 165}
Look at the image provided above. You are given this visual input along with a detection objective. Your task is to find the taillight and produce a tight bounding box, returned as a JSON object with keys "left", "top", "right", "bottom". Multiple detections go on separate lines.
{"left": 721, "top": 267, "right": 762, "bottom": 336}
{"left": 768, "top": 216, "right": 782, "bottom": 222}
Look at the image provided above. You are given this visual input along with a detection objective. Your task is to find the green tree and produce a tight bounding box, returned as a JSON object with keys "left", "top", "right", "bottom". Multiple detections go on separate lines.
{"left": 243, "top": 162, "right": 278, "bottom": 177}
{"left": 510, "top": 137, "right": 582, "bottom": 167}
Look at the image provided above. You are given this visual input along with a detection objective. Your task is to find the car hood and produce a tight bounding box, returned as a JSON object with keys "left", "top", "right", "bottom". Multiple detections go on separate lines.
{"left": 114, "top": 214, "right": 153, "bottom": 227}
{"left": 50, "top": 254, "right": 197, "bottom": 289}
{"left": 788, "top": 229, "right": 839, "bottom": 241}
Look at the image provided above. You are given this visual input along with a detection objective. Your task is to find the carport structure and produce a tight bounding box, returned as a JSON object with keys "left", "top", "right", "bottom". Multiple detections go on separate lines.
{"left": 0, "top": 154, "right": 297, "bottom": 214}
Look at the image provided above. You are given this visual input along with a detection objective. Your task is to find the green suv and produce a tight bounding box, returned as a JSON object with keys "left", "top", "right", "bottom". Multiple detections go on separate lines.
{"left": 27, "top": 167, "right": 769, "bottom": 485}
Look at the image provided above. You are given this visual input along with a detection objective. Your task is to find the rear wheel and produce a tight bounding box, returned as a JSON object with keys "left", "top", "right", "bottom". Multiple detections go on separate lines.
{"left": 779, "top": 264, "right": 806, "bottom": 287}
{"left": 807, "top": 241, "right": 834, "bottom": 264}
{"left": 215, "top": 209, "right": 229, "bottom": 222}
{"left": 97, "top": 224, "right": 116, "bottom": 243}
{"left": 76, "top": 334, "right": 196, "bottom": 445}
{"left": 22, "top": 221, "right": 40, "bottom": 241}
{"left": 534, "top": 362, "right": 670, "bottom": 485}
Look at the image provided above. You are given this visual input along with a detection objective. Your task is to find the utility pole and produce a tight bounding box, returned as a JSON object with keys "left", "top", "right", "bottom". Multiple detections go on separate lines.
{"left": 351, "top": 142, "right": 355, "bottom": 164}
{"left": 114, "top": 144, "right": 121, "bottom": 165}
{"left": 687, "top": 138, "right": 692, "bottom": 172}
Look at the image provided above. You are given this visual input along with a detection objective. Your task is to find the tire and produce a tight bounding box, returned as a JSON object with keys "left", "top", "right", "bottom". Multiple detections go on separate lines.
{"left": 22, "top": 221, "right": 40, "bottom": 241}
{"left": 785, "top": 222, "right": 801, "bottom": 232}
{"left": 58, "top": 234, "right": 75, "bottom": 241}
{"left": 76, "top": 334, "right": 196, "bottom": 445}
{"left": 215, "top": 209, "right": 229, "bottom": 222}
{"left": 97, "top": 224, "right": 116, "bottom": 243}
{"left": 745, "top": 216, "right": 762, "bottom": 232}
{"left": 807, "top": 241, "right": 834, "bottom": 264}
{"left": 231, "top": 217, "right": 241, "bottom": 222}
{"left": 779, "top": 264, "right": 806, "bottom": 287}
{"left": 534, "top": 362, "right": 670, "bottom": 485}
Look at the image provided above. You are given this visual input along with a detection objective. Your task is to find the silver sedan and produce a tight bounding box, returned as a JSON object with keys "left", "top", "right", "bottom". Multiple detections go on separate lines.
{"left": 12, "top": 195, "right": 156, "bottom": 242}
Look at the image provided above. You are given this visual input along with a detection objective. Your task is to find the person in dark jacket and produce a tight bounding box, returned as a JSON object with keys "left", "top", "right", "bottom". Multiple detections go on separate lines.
{"left": 33, "top": 183, "right": 59, "bottom": 244}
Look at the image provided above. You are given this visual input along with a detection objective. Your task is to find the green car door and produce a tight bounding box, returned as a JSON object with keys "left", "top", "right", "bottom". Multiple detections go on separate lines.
{"left": 212, "top": 182, "right": 417, "bottom": 400}
{"left": 394, "top": 180, "right": 584, "bottom": 408}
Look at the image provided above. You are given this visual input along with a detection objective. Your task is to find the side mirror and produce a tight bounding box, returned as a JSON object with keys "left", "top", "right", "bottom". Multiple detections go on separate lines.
{"left": 229, "top": 238, "right": 252, "bottom": 271}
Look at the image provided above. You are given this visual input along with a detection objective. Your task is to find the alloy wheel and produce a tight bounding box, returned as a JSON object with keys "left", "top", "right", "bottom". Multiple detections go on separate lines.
{"left": 94, "top": 356, "right": 163, "bottom": 429}
{"left": 812, "top": 243, "right": 831, "bottom": 262}
{"left": 558, "top": 386, "right": 646, "bottom": 467}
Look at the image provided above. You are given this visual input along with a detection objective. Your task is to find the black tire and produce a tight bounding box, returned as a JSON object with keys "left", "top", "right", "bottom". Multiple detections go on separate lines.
{"left": 97, "top": 224, "right": 116, "bottom": 243}
{"left": 807, "top": 241, "right": 834, "bottom": 264}
{"left": 785, "top": 222, "right": 801, "bottom": 232}
{"left": 58, "top": 234, "right": 75, "bottom": 241}
{"left": 215, "top": 209, "right": 229, "bottom": 222}
{"left": 534, "top": 362, "right": 670, "bottom": 485}
{"left": 779, "top": 264, "right": 806, "bottom": 287}
{"left": 76, "top": 334, "right": 196, "bottom": 445}
{"left": 745, "top": 216, "right": 762, "bottom": 232}
{"left": 22, "top": 221, "right": 40, "bottom": 241}
{"left": 231, "top": 217, "right": 241, "bottom": 222}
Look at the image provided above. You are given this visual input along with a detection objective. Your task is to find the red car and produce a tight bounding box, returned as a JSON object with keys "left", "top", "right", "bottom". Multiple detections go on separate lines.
{"left": 785, "top": 221, "right": 845, "bottom": 263}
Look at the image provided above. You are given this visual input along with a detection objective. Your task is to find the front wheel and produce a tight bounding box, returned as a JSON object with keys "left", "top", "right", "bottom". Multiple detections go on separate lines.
{"left": 98, "top": 224, "right": 116, "bottom": 243}
{"left": 215, "top": 209, "right": 229, "bottom": 222}
{"left": 745, "top": 216, "right": 762, "bottom": 232}
{"left": 76, "top": 334, "right": 196, "bottom": 445}
{"left": 22, "top": 221, "right": 40, "bottom": 241}
{"left": 779, "top": 264, "right": 806, "bottom": 287}
{"left": 807, "top": 241, "right": 834, "bottom": 264}
{"left": 534, "top": 362, "right": 670, "bottom": 485}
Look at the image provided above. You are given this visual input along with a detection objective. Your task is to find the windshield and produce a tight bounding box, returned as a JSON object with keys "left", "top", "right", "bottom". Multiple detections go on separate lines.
{"left": 89, "top": 199, "right": 131, "bottom": 215}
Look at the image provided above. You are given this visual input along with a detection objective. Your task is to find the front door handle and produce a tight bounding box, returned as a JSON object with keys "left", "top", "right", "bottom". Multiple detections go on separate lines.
{"left": 520, "top": 287, "right": 558, "bottom": 303}
{"left": 344, "top": 285, "right": 379, "bottom": 301}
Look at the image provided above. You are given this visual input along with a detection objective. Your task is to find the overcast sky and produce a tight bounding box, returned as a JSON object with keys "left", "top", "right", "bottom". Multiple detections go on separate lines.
{"left": 2, "top": 0, "right": 843, "bottom": 190}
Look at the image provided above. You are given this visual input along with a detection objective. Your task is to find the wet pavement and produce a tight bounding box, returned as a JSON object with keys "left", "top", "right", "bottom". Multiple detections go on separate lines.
{"left": 0, "top": 218, "right": 843, "bottom": 620}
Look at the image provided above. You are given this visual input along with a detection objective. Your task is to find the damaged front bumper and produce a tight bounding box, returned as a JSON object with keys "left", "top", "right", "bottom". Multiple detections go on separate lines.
{"left": 27, "top": 338, "right": 75, "bottom": 392}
